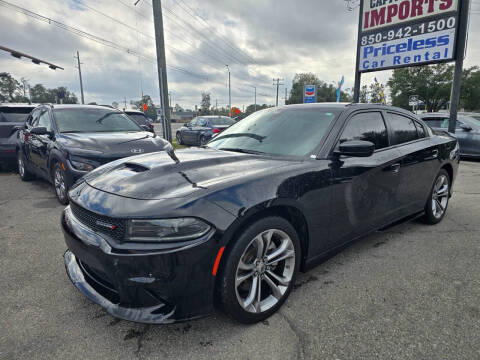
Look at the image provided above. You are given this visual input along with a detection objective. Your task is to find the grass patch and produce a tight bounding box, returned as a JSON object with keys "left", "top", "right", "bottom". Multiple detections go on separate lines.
{"left": 172, "top": 139, "right": 187, "bottom": 150}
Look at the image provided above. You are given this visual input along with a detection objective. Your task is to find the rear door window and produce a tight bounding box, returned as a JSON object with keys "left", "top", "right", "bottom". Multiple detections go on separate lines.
{"left": 386, "top": 113, "right": 419, "bottom": 145}
{"left": 340, "top": 111, "right": 389, "bottom": 151}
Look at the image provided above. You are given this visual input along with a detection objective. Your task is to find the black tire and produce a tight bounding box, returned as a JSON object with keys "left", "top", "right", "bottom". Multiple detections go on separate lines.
{"left": 52, "top": 162, "right": 69, "bottom": 205}
{"left": 199, "top": 135, "right": 208, "bottom": 146}
{"left": 423, "top": 169, "right": 450, "bottom": 225}
{"left": 219, "top": 216, "right": 301, "bottom": 324}
{"left": 17, "top": 151, "right": 34, "bottom": 181}
{"left": 176, "top": 132, "right": 183, "bottom": 145}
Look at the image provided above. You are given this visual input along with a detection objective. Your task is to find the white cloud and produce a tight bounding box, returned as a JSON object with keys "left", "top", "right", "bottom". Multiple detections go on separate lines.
{"left": 1, "top": 0, "right": 479, "bottom": 108}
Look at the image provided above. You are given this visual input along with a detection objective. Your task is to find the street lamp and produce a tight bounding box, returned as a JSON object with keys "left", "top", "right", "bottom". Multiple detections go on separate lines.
{"left": 226, "top": 65, "right": 231, "bottom": 117}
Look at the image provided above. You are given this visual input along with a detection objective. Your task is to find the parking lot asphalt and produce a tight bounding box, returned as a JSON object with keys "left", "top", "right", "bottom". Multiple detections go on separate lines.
{"left": 153, "top": 122, "right": 183, "bottom": 140}
{"left": 1, "top": 161, "right": 479, "bottom": 360}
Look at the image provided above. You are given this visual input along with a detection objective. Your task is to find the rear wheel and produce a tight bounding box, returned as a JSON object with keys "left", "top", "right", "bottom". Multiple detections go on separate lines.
{"left": 176, "top": 132, "right": 183, "bottom": 145}
{"left": 219, "top": 216, "right": 301, "bottom": 324}
{"left": 53, "top": 163, "right": 69, "bottom": 205}
{"left": 18, "top": 151, "right": 34, "bottom": 181}
{"left": 199, "top": 135, "right": 208, "bottom": 146}
{"left": 423, "top": 169, "right": 450, "bottom": 224}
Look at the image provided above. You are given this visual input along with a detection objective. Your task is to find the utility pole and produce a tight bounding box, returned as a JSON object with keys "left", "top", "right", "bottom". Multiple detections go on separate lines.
{"left": 74, "top": 51, "right": 85, "bottom": 104}
{"left": 152, "top": 0, "right": 171, "bottom": 142}
{"left": 226, "top": 65, "right": 231, "bottom": 117}
{"left": 285, "top": 87, "right": 288, "bottom": 105}
{"left": 448, "top": 0, "right": 470, "bottom": 134}
{"left": 273, "top": 78, "right": 284, "bottom": 107}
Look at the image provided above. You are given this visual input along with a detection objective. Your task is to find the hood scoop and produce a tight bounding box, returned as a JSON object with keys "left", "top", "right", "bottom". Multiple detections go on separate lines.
{"left": 121, "top": 162, "right": 150, "bottom": 173}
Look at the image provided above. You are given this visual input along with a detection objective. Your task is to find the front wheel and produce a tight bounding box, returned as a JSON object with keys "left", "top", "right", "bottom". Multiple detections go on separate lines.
{"left": 53, "top": 163, "right": 69, "bottom": 205}
{"left": 199, "top": 135, "right": 208, "bottom": 146}
{"left": 219, "top": 216, "right": 301, "bottom": 324}
{"left": 176, "top": 132, "right": 183, "bottom": 145}
{"left": 423, "top": 169, "right": 450, "bottom": 224}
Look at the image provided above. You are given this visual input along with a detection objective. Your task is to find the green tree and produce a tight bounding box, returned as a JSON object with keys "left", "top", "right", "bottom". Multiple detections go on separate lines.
{"left": 0, "top": 73, "right": 25, "bottom": 102}
{"left": 288, "top": 73, "right": 351, "bottom": 104}
{"left": 29, "top": 84, "right": 78, "bottom": 104}
{"left": 200, "top": 92, "right": 211, "bottom": 115}
{"left": 359, "top": 85, "right": 368, "bottom": 103}
{"left": 460, "top": 66, "right": 480, "bottom": 111}
{"left": 388, "top": 64, "right": 453, "bottom": 112}
{"left": 134, "top": 95, "right": 157, "bottom": 120}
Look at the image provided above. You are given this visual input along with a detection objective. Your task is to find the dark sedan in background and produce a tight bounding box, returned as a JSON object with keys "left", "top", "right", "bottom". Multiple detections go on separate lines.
{"left": 17, "top": 104, "right": 170, "bottom": 204}
{"left": 0, "top": 103, "right": 37, "bottom": 169}
{"left": 419, "top": 112, "right": 480, "bottom": 158}
{"left": 124, "top": 109, "right": 155, "bottom": 133}
{"left": 62, "top": 103, "right": 458, "bottom": 325}
{"left": 176, "top": 115, "right": 235, "bottom": 146}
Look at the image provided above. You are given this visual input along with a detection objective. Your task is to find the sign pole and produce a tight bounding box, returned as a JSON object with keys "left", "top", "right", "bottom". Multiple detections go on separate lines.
{"left": 353, "top": 0, "right": 364, "bottom": 103}
{"left": 448, "top": 0, "right": 470, "bottom": 134}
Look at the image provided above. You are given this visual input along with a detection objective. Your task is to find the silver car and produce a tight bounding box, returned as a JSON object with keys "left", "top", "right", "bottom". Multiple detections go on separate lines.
{"left": 419, "top": 112, "right": 480, "bottom": 158}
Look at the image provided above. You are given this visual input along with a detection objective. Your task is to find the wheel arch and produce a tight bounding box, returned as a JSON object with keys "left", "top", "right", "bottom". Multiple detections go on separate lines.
{"left": 441, "top": 162, "right": 454, "bottom": 184}
{"left": 47, "top": 149, "right": 65, "bottom": 181}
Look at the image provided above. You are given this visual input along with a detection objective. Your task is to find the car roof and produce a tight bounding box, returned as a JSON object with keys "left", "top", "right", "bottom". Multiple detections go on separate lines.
{"left": 0, "top": 103, "right": 38, "bottom": 108}
{"left": 124, "top": 110, "right": 144, "bottom": 114}
{"left": 41, "top": 104, "right": 123, "bottom": 112}
{"left": 418, "top": 113, "right": 450, "bottom": 118}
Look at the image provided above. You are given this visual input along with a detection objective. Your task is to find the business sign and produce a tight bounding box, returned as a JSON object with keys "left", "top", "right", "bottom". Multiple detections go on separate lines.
{"left": 304, "top": 85, "right": 316, "bottom": 103}
{"left": 357, "top": 0, "right": 460, "bottom": 72}
{"left": 409, "top": 95, "right": 420, "bottom": 106}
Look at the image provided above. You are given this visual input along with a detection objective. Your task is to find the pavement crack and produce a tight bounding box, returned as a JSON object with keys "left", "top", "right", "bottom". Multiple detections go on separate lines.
{"left": 278, "top": 311, "right": 308, "bottom": 360}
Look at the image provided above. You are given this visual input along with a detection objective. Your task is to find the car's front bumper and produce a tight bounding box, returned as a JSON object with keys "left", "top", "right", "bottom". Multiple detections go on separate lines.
{"left": 62, "top": 206, "right": 220, "bottom": 324}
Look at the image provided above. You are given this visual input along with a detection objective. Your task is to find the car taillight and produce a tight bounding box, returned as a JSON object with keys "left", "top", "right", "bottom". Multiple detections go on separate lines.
{"left": 212, "top": 128, "right": 221, "bottom": 134}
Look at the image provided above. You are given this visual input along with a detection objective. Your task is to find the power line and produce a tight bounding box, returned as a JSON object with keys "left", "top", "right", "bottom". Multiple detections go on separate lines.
{"left": 173, "top": 0, "right": 258, "bottom": 65}
{"left": 0, "top": 0, "right": 210, "bottom": 81}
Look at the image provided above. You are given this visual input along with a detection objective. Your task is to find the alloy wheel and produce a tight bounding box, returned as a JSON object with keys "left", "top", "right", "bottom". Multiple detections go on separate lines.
{"left": 235, "top": 229, "right": 295, "bottom": 314}
{"left": 432, "top": 174, "right": 449, "bottom": 219}
{"left": 54, "top": 166, "right": 66, "bottom": 201}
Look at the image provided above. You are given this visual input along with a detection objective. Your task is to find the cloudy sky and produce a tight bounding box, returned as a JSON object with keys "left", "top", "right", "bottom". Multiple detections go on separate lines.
{"left": 1, "top": 0, "right": 480, "bottom": 110}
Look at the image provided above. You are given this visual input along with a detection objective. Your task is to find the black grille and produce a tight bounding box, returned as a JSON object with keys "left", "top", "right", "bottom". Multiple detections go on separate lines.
{"left": 70, "top": 202, "right": 126, "bottom": 241}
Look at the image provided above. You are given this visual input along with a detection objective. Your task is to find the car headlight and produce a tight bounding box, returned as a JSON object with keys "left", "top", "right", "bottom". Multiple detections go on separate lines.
{"left": 126, "top": 218, "right": 211, "bottom": 242}
{"left": 70, "top": 159, "right": 95, "bottom": 172}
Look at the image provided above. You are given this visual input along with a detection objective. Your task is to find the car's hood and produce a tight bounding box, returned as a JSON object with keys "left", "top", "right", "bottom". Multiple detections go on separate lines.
{"left": 84, "top": 148, "right": 294, "bottom": 200}
{"left": 56, "top": 132, "right": 169, "bottom": 158}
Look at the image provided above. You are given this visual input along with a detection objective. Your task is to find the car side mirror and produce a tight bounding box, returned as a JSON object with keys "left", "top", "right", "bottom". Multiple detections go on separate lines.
{"left": 334, "top": 140, "right": 375, "bottom": 158}
{"left": 140, "top": 125, "right": 150, "bottom": 131}
{"left": 30, "top": 126, "right": 50, "bottom": 136}
{"left": 460, "top": 124, "right": 472, "bottom": 132}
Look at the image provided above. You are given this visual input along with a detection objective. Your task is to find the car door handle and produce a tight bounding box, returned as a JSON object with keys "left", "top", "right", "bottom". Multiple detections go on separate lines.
{"left": 431, "top": 149, "right": 439, "bottom": 158}
{"left": 388, "top": 163, "right": 401, "bottom": 173}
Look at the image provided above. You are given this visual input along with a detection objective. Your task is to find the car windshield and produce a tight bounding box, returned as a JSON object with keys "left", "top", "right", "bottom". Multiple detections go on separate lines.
{"left": 210, "top": 117, "right": 235, "bottom": 126}
{"left": 126, "top": 113, "right": 150, "bottom": 126}
{"left": 54, "top": 108, "right": 143, "bottom": 133}
{"left": 463, "top": 115, "right": 480, "bottom": 127}
{"left": 207, "top": 107, "right": 340, "bottom": 157}
{"left": 0, "top": 107, "right": 33, "bottom": 123}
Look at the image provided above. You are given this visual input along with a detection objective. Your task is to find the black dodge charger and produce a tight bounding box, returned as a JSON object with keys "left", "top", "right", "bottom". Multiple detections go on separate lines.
{"left": 62, "top": 103, "right": 459, "bottom": 324}
{"left": 17, "top": 105, "right": 170, "bottom": 204}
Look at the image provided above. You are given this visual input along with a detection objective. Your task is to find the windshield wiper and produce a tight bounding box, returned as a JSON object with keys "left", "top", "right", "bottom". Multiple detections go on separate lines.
{"left": 217, "top": 147, "right": 267, "bottom": 155}
{"left": 209, "top": 133, "right": 266, "bottom": 143}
